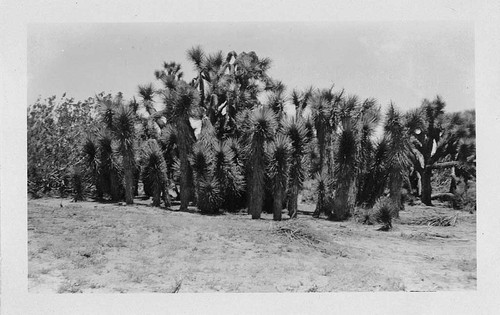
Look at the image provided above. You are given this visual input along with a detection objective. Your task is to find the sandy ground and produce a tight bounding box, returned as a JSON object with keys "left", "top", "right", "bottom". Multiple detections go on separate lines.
{"left": 28, "top": 198, "right": 476, "bottom": 293}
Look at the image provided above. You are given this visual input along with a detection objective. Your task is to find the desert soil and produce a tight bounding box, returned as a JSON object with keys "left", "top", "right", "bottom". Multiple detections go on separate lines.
{"left": 28, "top": 198, "right": 476, "bottom": 293}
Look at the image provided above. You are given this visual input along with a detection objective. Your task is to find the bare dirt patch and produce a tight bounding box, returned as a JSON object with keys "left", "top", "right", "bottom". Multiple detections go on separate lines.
{"left": 28, "top": 198, "right": 476, "bottom": 293}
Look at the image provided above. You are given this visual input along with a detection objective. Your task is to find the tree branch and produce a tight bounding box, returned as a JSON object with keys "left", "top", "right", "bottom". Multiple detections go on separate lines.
{"left": 429, "top": 161, "right": 459, "bottom": 169}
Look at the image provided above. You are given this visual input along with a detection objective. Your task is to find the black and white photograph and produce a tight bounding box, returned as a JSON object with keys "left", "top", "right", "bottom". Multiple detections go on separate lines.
{"left": 26, "top": 21, "right": 478, "bottom": 294}
{"left": 2, "top": 0, "right": 500, "bottom": 314}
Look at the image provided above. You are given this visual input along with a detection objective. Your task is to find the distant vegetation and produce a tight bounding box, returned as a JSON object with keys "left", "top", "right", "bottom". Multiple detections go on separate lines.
{"left": 27, "top": 46, "right": 476, "bottom": 222}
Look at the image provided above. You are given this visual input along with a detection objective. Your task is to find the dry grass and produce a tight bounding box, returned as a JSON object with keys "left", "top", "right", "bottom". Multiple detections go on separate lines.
{"left": 28, "top": 198, "right": 476, "bottom": 293}
{"left": 401, "top": 213, "right": 459, "bottom": 226}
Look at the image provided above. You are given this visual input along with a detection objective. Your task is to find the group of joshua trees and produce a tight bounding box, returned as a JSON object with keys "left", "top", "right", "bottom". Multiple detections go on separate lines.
{"left": 76, "top": 46, "right": 475, "bottom": 221}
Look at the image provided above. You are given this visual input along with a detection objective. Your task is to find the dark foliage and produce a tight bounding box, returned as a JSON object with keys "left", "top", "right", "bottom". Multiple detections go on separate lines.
{"left": 71, "top": 167, "right": 85, "bottom": 202}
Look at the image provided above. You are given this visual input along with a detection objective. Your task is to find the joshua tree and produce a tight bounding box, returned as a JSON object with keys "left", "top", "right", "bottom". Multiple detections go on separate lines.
{"left": 138, "top": 83, "right": 157, "bottom": 116}
{"left": 309, "top": 88, "right": 336, "bottom": 217}
{"left": 189, "top": 48, "right": 274, "bottom": 139}
{"left": 190, "top": 125, "right": 245, "bottom": 214}
{"left": 190, "top": 141, "right": 213, "bottom": 201}
{"left": 94, "top": 94, "right": 130, "bottom": 202}
{"left": 309, "top": 88, "right": 334, "bottom": 175}
{"left": 331, "top": 118, "right": 359, "bottom": 220}
{"left": 282, "top": 116, "right": 309, "bottom": 218}
{"left": 357, "top": 136, "right": 389, "bottom": 208}
{"left": 160, "top": 80, "right": 201, "bottom": 211}
{"left": 212, "top": 139, "right": 245, "bottom": 211}
{"left": 159, "top": 124, "right": 179, "bottom": 185}
{"left": 330, "top": 95, "right": 361, "bottom": 221}
{"left": 155, "top": 61, "right": 184, "bottom": 84}
{"left": 247, "top": 106, "right": 278, "bottom": 219}
{"left": 405, "top": 96, "right": 476, "bottom": 206}
{"left": 71, "top": 166, "right": 85, "bottom": 202}
{"left": 98, "top": 94, "right": 118, "bottom": 130}
{"left": 201, "top": 50, "right": 226, "bottom": 126}
{"left": 186, "top": 45, "right": 207, "bottom": 108}
{"left": 355, "top": 99, "right": 381, "bottom": 205}
{"left": 406, "top": 97, "right": 444, "bottom": 205}
{"left": 437, "top": 110, "right": 476, "bottom": 196}
{"left": 291, "top": 87, "right": 314, "bottom": 118}
{"left": 266, "top": 80, "right": 288, "bottom": 122}
{"left": 112, "top": 104, "right": 137, "bottom": 204}
{"left": 197, "top": 177, "right": 223, "bottom": 214}
{"left": 308, "top": 87, "right": 348, "bottom": 218}
{"left": 198, "top": 117, "right": 218, "bottom": 149}
{"left": 97, "top": 131, "right": 123, "bottom": 202}
{"left": 82, "top": 135, "right": 102, "bottom": 199}
{"left": 384, "top": 103, "right": 413, "bottom": 216}
{"left": 266, "top": 134, "right": 292, "bottom": 221}
{"left": 141, "top": 139, "right": 169, "bottom": 207}
{"left": 313, "top": 170, "right": 333, "bottom": 218}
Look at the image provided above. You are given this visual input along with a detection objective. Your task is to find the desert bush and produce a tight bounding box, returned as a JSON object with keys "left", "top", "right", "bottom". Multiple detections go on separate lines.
{"left": 373, "top": 197, "right": 398, "bottom": 230}
{"left": 355, "top": 208, "right": 374, "bottom": 225}
{"left": 197, "top": 178, "right": 223, "bottom": 214}
{"left": 28, "top": 94, "right": 100, "bottom": 198}
{"left": 460, "top": 181, "right": 476, "bottom": 212}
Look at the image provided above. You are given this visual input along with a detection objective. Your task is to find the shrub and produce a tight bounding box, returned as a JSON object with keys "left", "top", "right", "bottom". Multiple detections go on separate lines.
{"left": 28, "top": 94, "right": 100, "bottom": 198}
{"left": 373, "top": 197, "right": 398, "bottom": 229}
{"left": 198, "top": 178, "right": 223, "bottom": 214}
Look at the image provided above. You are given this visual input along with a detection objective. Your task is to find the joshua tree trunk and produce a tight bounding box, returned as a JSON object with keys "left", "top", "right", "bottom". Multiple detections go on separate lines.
{"left": 162, "top": 186, "right": 170, "bottom": 207}
{"left": 313, "top": 190, "right": 325, "bottom": 218}
{"left": 287, "top": 182, "right": 299, "bottom": 218}
{"left": 178, "top": 121, "right": 192, "bottom": 212}
{"left": 449, "top": 167, "right": 458, "bottom": 194}
{"left": 109, "top": 170, "right": 122, "bottom": 202}
{"left": 415, "top": 171, "right": 422, "bottom": 196}
{"left": 198, "top": 73, "right": 205, "bottom": 108}
{"left": 133, "top": 166, "right": 140, "bottom": 196}
{"left": 248, "top": 145, "right": 265, "bottom": 219}
{"left": 316, "top": 127, "right": 326, "bottom": 174}
{"left": 207, "top": 95, "right": 218, "bottom": 126}
{"left": 325, "top": 134, "right": 335, "bottom": 177}
{"left": 389, "top": 172, "right": 404, "bottom": 218}
{"left": 331, "top": 176, "right": 356, "bottom": 221}
{"left": 421, "top": 168, "right": 433, "bottom": 206}
{"left": 273, "top": 186, "right": 284, "bottom": 221}
{"left": 152, "top": 185, "right": 161, "bottom": 207}
{"left": 122, "top": 153, "right": 134, "bottom": 204}
{"left": 94, "top": 170, "right": 103, "bottom": 201}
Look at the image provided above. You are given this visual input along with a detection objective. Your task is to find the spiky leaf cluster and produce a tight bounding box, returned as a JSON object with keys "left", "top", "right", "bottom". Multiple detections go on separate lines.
{"left": 162, "top": 81, "right": 202, "bottom": 123}
{"left": 373, "top": 197, "right": 397, "bottom": 228}
{"left": 265, "top": 134, "right": 292, "bottom": 190}
{"left": 81, "top": 130, "right": 123, "bottom": 201}
{"left": 282, "top": 117, "right": 309, "bottom": 186}
{"left": 197, "top": 178, "right": 223, "bottom": 214}
{"left": 384, "top": 104, "right": 413, "bottom": 176}
{"left": 213, "top": 140, "right": 245, "bottom": 199}
{"left": 113, "top": 104, "right": 137, "bottom": 153}
{"left": 141, "top": 139, "right": 168, "bottom": 206}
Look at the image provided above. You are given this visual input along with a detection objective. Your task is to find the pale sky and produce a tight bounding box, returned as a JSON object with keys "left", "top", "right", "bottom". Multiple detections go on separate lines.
{"left": 28, "top": 21, "right": 474, "bottom": 113}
